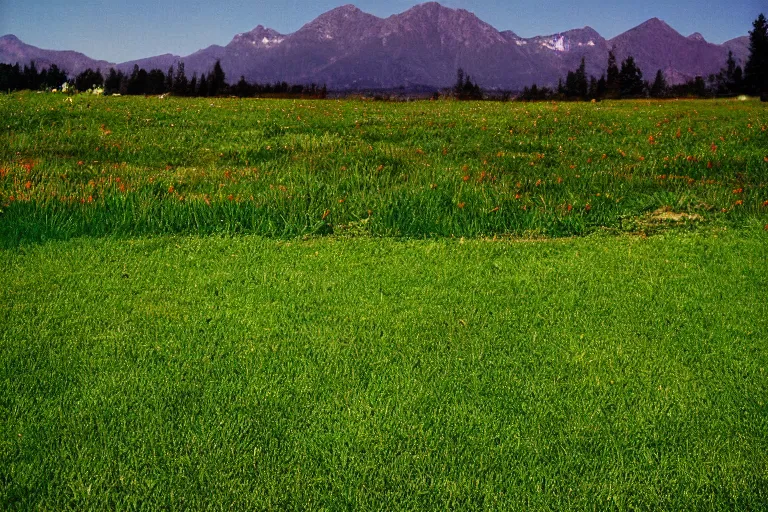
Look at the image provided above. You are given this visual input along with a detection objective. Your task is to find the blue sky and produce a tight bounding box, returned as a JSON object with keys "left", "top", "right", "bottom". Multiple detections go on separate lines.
{"left": 0, "top": 0, "right": 763, "bottom": 63}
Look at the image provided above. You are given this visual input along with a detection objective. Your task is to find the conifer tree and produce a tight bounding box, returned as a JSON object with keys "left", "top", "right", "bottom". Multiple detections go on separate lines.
{"left": 172, "top": 62, "right": 188, "bottom": 96}
{"left": 650, "top": 69, "right": 667, "bottom": 98}
{"left": 744, "top": 13, "right": 767, "bottom": 99}
{"left": 606, "top": 50, "right": 620, "bottom": 98}
{"left": 618, "top": 56, "right": 644, "bottom": 97}
{"left": 209, "top": 60, "right": 227, "bottom": 96}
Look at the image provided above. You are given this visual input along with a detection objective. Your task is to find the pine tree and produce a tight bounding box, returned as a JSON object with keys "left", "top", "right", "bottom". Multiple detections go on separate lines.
{"left": 606, "top": 50, "right": 620, "bottom": 98}
{"left": 596, "top": 74, "right": 607, "bottom": 99}
{"left": 146, "top": 69, "right": 167, "bottom": 95}
{"left": 744, "top": 13, "right": 768, "bottom": 99}
{"left": 454, "top": 68, "right": 465, "bottom": 97}
{"left": 42, "top": 64, "right": 67, "bottom": 89}
{"left": 209, "top": 60, "right": 227, "bottom": 96}
{"left": 650, "top": 69, "right": 668, "bottom": 98}
{"left": 74, "top": 68, "right": 103, "bottom": 92}
{"left": 172, "top": 62, "right": 188, "bottom": 96}
{"left": 618, "top": 56, "right": 644, "bottom": 97}
{"left": 198, "top": 73, "right": 208, "bottom": 97}
{"left": 165, "top": 66, "right": 174, "bottom": 92}
{"left": 587, "top": 76, "right": 598, "bottom": 99}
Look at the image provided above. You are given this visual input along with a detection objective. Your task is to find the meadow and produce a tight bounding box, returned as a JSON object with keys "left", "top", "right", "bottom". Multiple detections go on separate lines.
{"left": 1, "top": 93, "right": 767, "bottom": 509}
{"left": 0, "top": 93, "right": 766, "bottom": 243}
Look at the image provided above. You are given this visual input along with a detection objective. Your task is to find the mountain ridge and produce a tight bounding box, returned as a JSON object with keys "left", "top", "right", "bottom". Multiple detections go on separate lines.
{"left": 0, "top": 3, "right": 751, "bottom": 90}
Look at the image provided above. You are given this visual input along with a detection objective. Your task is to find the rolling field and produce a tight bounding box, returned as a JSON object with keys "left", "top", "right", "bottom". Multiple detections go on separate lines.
{"left": 1, "top": 93, "right": 767, "bottom": 509}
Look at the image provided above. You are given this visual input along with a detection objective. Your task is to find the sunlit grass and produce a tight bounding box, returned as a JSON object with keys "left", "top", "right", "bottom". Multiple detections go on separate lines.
{"left": 1, "top": 93, "right": 767, "bottom": 509}
{"left": 1, "top": 93, "right": 766, "bottom": 245}
{"left": 1, "top": 228, "right": 767, "bottom": 509}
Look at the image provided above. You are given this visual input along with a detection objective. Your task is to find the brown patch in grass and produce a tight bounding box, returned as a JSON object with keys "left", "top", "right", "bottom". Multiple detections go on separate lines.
{"left": 650, "top": 206, "right": 703, "bottom": 222}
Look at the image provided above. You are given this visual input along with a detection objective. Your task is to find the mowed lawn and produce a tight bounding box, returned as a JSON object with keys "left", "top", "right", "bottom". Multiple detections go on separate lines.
{"left": 2, "top": 227, "right": 767, "bottom": 509}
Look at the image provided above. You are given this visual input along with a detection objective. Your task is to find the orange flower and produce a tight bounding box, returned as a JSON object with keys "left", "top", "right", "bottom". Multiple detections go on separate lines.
{"left": 24, "top": 181, "right": 32, "bottom": 189}
{"left": 707, "top": 161, "right": 713, "bottom": 169}
{"left": 648, "top": 135, "right": 655, "bottom": 144}
{"left": 457, "top": 202, "right": 465, "bottom": 209}
{"left": 733, "top": 188, "right": 743, "bottom": 194}
{"left": 762, "top": 200, "right": 768, "bottom": 208}
{"left": 227, "top": 194, "right": 234, "bottom": 201}
{"left": 734, "top": 200, "right": 743, "bottom": 206}
{"left": 321, "top": 209, "right": 330, "bottom": 220}
{"left": 584, "top": 204, "right": 591, "bottom": 212}
{"left": 710, "top": 143, "right": 717, "bottom": 153}
{"left": 462, "top": 175, "right": 470, "bottom": 182}
{"left": 168, "top": 185, "right": 175, "bottom": 194}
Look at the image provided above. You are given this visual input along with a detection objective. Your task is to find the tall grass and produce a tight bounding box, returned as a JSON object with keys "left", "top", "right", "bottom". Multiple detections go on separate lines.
{"left": 1, "top": 93, "right": 766, "bottom": 245}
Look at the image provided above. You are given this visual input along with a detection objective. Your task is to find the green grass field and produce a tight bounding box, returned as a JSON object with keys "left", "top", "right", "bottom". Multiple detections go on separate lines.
{"left": 1, "top": 93, "right": 767, "bottom": 509}
{"left": 1, "top": 93, "right": 766, "bottom": 244}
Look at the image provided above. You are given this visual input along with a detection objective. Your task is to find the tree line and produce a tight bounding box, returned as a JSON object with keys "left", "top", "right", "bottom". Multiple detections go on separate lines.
{"left": 517, "top": 13, "right": 767, "bottom": 101}
{"left": 1, "top": 14, "right": 765, "bottom": 100}
{"left": 0, "top": 58, "right": 328, "bottom": 98}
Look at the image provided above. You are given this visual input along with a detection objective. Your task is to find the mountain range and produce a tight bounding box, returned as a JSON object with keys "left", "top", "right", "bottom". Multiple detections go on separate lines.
{"left": 0, "top": 2, "right": 751, "bottom": 90}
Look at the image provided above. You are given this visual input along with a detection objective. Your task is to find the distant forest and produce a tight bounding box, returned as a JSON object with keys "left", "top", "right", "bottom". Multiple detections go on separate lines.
{"left": 0, "top": 59, "right": 328, "bottom": 99}
{"left": 0, "top": 14, "right": 766, "bottom": 101}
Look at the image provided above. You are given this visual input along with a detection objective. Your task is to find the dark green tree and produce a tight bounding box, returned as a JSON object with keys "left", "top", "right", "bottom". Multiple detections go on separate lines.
{"left": 41, "top": 64, "right": 67, "bottom": 89}
{"left": 165, "top": 66, "right": 174, "bottom": 92}
{"left": 146, "top": 69, "right": 167, "bottom": 95}
{"left": 198, "top": 73, "right": 208, "bottom": 97}
{"left": 75, "top": 68, "right": 103, "bottom": 91}
{"left": 744, "top": 13, "right": 767, "bottom": 98}
{"left": 104, "top": 68, "right": 121, "bottom": 95}
{"left": 127, "top": 64, "right": 148, "bottom": 95}
{"left": 172, "top": 62, "right": 188, "bottom": 96}
{"left": 455, "top": 68, "right": 465, "bottom": 97}
{"left": 23, "top": 61, "right": 41, "bottom": 90}
{"left": 564, "top": 57, "right": 588, "bottom": 99}
{"left": 649, "top": 69, "right": 668, "bottom": 97}
{"left": 209, "top": 60, "right": 227, "bottom": 96}
{"left": 618, "top": 56, "right": 644, "bottom": 97}
{"left": 606, "top": 50, "right": 620, "bottom": 98}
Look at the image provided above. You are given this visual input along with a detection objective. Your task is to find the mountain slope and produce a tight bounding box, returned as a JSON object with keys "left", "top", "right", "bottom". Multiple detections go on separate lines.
{"left": 0, "top": 3, "right": 751, "bottom": 90}
{"left": 0, "top": 34, "right": 114, "bottom": 76}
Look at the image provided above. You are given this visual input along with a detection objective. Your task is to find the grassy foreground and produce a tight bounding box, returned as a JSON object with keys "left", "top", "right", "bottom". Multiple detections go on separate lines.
{"left": 2, "top": 227, "right": 767, "bottom": 509}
